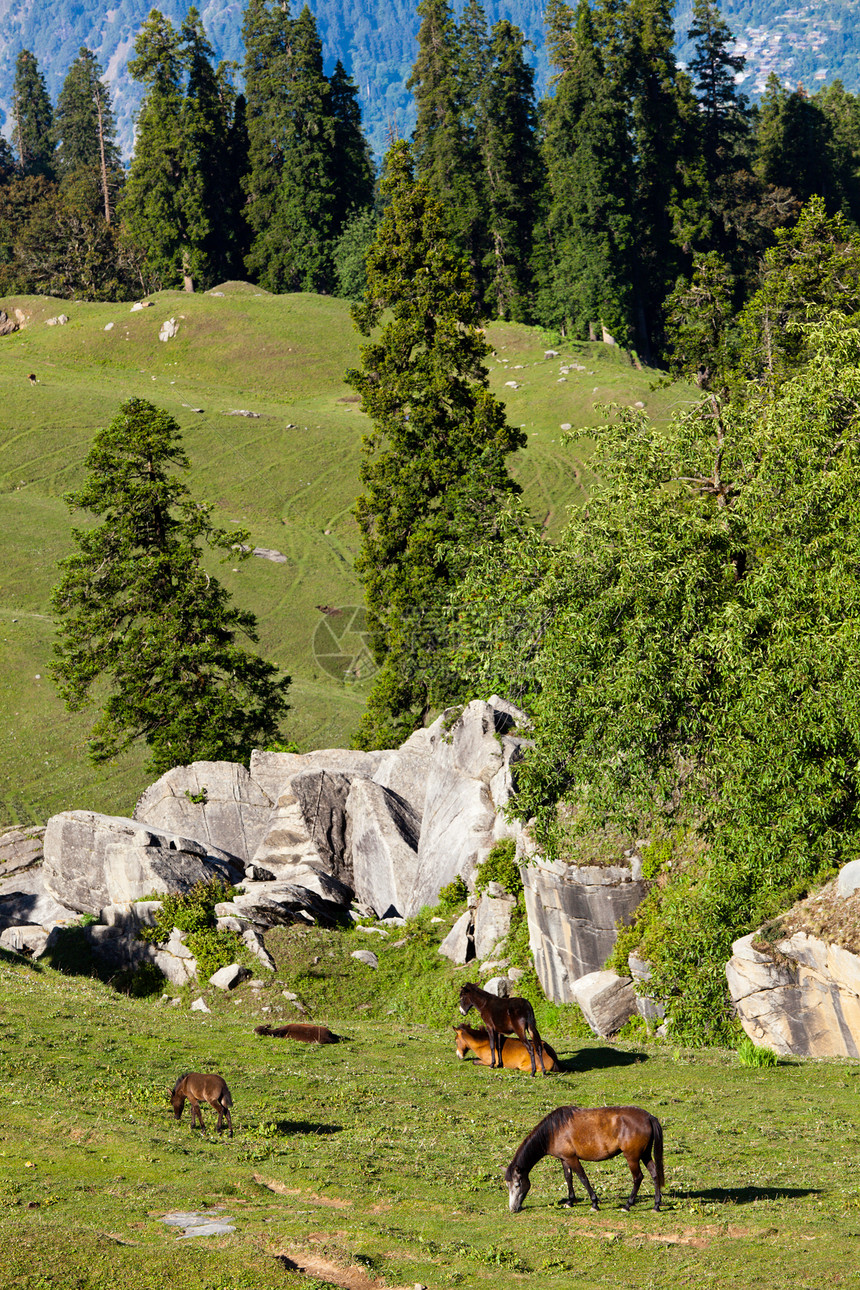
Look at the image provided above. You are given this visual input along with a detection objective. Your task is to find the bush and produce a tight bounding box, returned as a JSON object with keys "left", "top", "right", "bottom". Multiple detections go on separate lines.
{"left": 475, "top": 839, "right": 522, "bottom": 899}
{"left": 437, "top": 876, "right": 469, "bottom": 910}
{"left": 140, "top": 877, "right": 236, "bottom": 945}
{"left": 736, "top": 1036, "right": 779, "bottom": 1068}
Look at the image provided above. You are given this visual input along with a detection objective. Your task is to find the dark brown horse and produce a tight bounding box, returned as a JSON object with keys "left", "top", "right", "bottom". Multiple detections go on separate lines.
{"left": 458, "top": 983, "right": 547, "bottom": 1076}
{"left": 505, "top": 1105, "right": 664, "bottom": 1213}
{"left": 455, "top": 1024, "right": 559, "bottom": 1072}
{"left": 255, "top": 1023, "right": 341, "bottom": 1044}
{"left": 169, "top": 1072, "right": 233, "bottom": 1137}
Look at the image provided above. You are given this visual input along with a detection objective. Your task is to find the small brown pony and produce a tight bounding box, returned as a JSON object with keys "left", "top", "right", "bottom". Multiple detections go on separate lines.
{"left": 458, "top": 982, "right": 547, "bottom": 1076}
{"left": 455, "top": 1024, "right": 559, "bottom": 1072}
{"left": 169, "top": 1072, "right": 234, "bottom": 1137}
{"left": 254, "top": 1023, "right": 341, "bottom": 1043}
{"left": 505, "top": 1104, "right": 664, "bottom": 1213}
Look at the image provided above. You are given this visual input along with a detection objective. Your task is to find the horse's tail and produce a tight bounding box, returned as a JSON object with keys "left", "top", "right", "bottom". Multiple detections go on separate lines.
{"left": 220, "top": 1081, "right": 233, "bottom": 1109}
{"left": 650, "top": 1115, "right": 665, "bottom": 1188}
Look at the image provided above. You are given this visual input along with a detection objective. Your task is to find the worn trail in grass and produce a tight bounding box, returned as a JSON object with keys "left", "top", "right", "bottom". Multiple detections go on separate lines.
{"left": 2, "top": 912, "right": 859, "bottom": 1290}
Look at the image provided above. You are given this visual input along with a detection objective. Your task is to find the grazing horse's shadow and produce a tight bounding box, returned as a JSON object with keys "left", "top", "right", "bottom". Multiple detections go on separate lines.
{"left": 673, "top": 1186, "right": 822, "bottom": 1205}
{"left": 270, "top": 1120, "right": 343, "bottom": 1136}
{"left": 557, "top": 1048, "right": 649, "bottom": 1073}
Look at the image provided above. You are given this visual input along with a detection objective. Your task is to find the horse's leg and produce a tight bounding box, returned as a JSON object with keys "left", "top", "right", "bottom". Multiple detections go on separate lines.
{"left": 488, "top": 1025, "right": 498, "bottom": 1068}
{"left": 189, "top": 1098, "right": 204, "bottom": 1131}
{"left": 212, "top": 1099, "right": 224, "bottom": 1134}
{"left": 622, "top": 1154, "right": 644, "bottom": 1211}
{"left": 224, "top": 1104, "right": 233, "bottom": 1138}
{"left": 570, "top": 1158, "right": 599, "bottom": 1211}
{"left": 560, "top": 1161, "right": 577, "bottom": 1206}
{"left": 644, "top": 1157, "right": 661, "bottom": 1210}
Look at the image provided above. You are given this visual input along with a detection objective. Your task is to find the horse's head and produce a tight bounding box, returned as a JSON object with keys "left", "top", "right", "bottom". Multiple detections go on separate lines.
{"left": 458, "top": 984, "right": 475, "bottom": 1016}
{"left": 169, "top": 1088, "right": 185, "bottom": 1118}
{"left": 505, "top": 1165, "right": 530, "bottom": 1214}
{"left": 453, "top": 1026, "right": 468, "bottom": 1057}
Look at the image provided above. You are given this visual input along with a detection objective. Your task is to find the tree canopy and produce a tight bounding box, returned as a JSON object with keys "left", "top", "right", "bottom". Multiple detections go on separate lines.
{"left": 51, "top": 398, "right": 291, "bottom": 775}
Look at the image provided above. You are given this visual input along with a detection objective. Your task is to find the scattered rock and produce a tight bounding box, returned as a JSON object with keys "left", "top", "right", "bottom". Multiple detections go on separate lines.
{"left": 351, "top": 949, "right": 378, "bottom": 969}
{"left": 481, "top": 975, "right": 512, "bottom": 997}
{"left": 438, "top": 909, "right": 474, "bottom": 964}
{"left": 130, "top": 301, "right": 153, "bottom": 311}
{"left": 159, "top": 318, "right": 178, "bottom": 341}
{"left": 46, "top": 315, "right": 69, "bottom": 326}
{"left": 209, "top": 963, "right": 250, "bottom": 990}
{"left": 225, "top": 409, "right": 262, "bottom": 417}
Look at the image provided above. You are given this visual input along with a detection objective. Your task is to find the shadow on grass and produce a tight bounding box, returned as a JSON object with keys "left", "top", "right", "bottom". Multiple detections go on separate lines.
{"left": 0, "top": 945, "right": 43, "bottom": 972}
{"left": 269, "top": 1119, "right": 344, "bottom": 1136}
{"left": 558, "top": 1048, "right": 649, "bottom": 1073}
{"left": 672, "top": 1185, "right": 822, "bottom": 1204}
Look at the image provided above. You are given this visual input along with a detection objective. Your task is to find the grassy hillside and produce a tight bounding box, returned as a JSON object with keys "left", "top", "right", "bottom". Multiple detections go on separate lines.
{"left": 0, "top": 284, "right": 687, "bottom": 829}
{"left": 2, "top": 913, "right": 860, "bottom": 1290}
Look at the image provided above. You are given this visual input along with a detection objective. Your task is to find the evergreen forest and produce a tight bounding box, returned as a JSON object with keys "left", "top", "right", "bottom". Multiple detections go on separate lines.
{"left": 5, "top": 0, "right": 860, "bottom": 1044}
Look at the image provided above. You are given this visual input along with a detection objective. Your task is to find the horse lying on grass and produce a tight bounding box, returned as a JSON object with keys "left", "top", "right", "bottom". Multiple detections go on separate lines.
{"left": 458, "top": 982, "right": 547, "bottom": 1075}
{"left": 254, "top": 1023, "right": 341, "bottom": 1043}
{"left": 505, "top": 1104, "right": 664, "bottom": 1213}
{"left": 170, "top": 1072, "right": 233, "bottom": 1137}
{"left": 454, "top": 1024, "right": 559, "bottom": 1072}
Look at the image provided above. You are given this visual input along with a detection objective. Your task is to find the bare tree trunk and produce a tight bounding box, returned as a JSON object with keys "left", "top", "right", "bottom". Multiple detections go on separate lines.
{"left": 94, "top": 87, "right": 111, "bottom": 224}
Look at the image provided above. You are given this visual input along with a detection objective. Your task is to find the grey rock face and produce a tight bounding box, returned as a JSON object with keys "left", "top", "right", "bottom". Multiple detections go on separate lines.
{"left": 42, "top": 811, "right": 240, "bottom": 916}
{"left": 249, "top": 748, "right": 385, "bottom": 803}
{"left": 482, "top": 975, "right": 512, "bottom": 997}
{"left": 215, "top": 880, "right": 344, "bottom": 930}
{"left": 0, "top": 872, "right": 81, "bottom": 933}
{"left": 473, "top": 891, "right": 516, "bottom": 961}
{"left": 134, "top": 761, "right": 274, "bottom": 864}
{"left": 521, "top": 852, "right": 649, "bottom": 1004}
{"left": 572, "top": 970, "right": 637, "bottom": 1037}
{"left": 838, "top": 859, "right": 860, "bottom": 899}
{"left": 351, "top": 948, "right": 378, "bottom": 968}
{"left": 347, "top": 777, "right": 422, "bottom": 917}
{"left": 0, "top": 826, "right": 45, "bottom": 883}
{"left": 438, "top": 909, "right": 474, "bottom": 964}
{"left": 726, "top": 930, "right": 860, "bottom": 1058}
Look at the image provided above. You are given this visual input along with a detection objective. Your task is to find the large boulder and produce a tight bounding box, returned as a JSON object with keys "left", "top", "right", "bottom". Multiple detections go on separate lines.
{"left": 413, "top": 699, "right": 529, "bottom": 910}
{"left": 251, "top": 768, "right": 357, "bottom": 889}
{"left": 473, "top": 887, "right": 516, "bottom": 961}
{"left": 727, "top": 931, "right": 860, "bottom": 1058}
{"left": 438, "top": 909, "right": 474, "bottom": 964}
{"left": 347, "top": 778, "right": 422, "bottom": 917}
{"left": 42, "top": 811, "right": 242, "bottom": 916}
{"left": 0, "top": 867, "right": 81, "bottom": 933}
{"left": 521, "top": 846, "right": 649, "bottom": 1004}
{"left": 249, "top": 748, "right": 385, "bottom": 802}
{"left": 572, "top": 970, "right": 637, "bottom": 1037}
{"left": 134, "top": 761, "right": 274, "bottom": 864}
{"left": 0, "top": 826, "right": 45, "bottom": 885}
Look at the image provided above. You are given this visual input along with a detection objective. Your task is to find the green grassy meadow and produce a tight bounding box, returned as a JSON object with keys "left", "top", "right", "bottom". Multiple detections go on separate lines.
{"left": 0, "top": 283, "right": 690, "bottom": 827}
{"left": 2, "top": 911, "right": 860, "bottom": 1290}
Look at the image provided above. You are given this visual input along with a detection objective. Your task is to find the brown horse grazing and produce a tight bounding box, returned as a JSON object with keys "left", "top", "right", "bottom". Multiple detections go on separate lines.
{"left": 505, "top": 1105, "right": 664, "bottom": 1214}
{"left": 254, "top": 1023, "right": 341, "bottom": 1044}
{"left": 169, "top": 1072, "right": 233, "bottom": 1137}
{"left": 455, "top": 1025, "right": 559, "bottom": 1072}
{"left": 458, "top": 982, "right": 547, "bottom": 1076}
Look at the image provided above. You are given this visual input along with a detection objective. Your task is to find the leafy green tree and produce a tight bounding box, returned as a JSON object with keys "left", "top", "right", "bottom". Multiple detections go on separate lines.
{"left": 664, "top": 250, "right": 736, "bottom": 390}
{"left": 735, "top": 196, "right": 860, "bottom": 385}
{"left": 346, "top": 140, "right": 525, "bottom": 746}
{"left": 333, "top": 205, "right": 378, "bottom": 300}
{"left": 12, "top": 49, "right": 55, "bottom": 178}
{"left": 754, "top": 75, "right": 837, "bottom": 209}
{"left": 51, "top": 398, "right": 291, "bottom": 775}
{"left": 54, "top": 46, "right": 122, "bottom": 222}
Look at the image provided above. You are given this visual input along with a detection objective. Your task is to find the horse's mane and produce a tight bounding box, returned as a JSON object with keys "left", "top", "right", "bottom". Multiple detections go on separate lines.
{"left": 171, "top": 1072, "right": 190, "bottom": 1095}
{"left": 510, "top": 1106, "right": 582, "bottom": 1174}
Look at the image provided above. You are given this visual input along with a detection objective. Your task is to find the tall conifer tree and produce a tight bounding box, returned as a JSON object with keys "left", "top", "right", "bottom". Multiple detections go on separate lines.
{"left": 12, "top": 50, "right": 55, "bottom": 178}
{"left": 535, "top": 0, "right": 634, "bottom": 342}
{"left": 347, "top": 141, "right": 525, "bottom": 746}
{"left": 54, "top": 47, "right": 122, "bottom": 223}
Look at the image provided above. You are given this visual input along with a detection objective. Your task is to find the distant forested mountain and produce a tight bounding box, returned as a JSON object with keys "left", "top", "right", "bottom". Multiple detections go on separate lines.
{"left": 2, "top": 0, "right": 858, "bottom": 160}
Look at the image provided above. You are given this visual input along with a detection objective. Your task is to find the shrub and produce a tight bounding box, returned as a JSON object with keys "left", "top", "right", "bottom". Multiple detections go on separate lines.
{"left": 736, "top": 1036, "right": 779, "bottom": 1068}
{"left": 475, "top": 839, "right": 522, "bottom": 899}
{"left": 437, "top": 876, "right": 469, "bottom": 910}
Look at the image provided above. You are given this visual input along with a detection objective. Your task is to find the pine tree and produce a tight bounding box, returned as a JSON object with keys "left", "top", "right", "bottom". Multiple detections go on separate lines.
{"left": 755, "top": 75, "right": 838, "bottom": 210}
{"left": 329, "top": 59, "right": 375, "bottom": 237}
{"left": 346, "top": 141, "right": 526, "bottom": 746}
{"left": 54, "top": 47, "right": 122, "bottom": 223}
{"left": 118, "top": 11, "right": 186, "bottom": 288}
{"left": 12, "top": 50, "right": 55, "bottom": 178}
{"left": 120, "top": 8, "right": 235, "bottom": 291}
{"left": 408, "top": 0, "right": 485, "bottom": 283}
{"left": 243, "top": 2, "right": 338, "bottom": 291}
{"left": 479, "top": 20, "right": 540, "bottom": 320}
{"left": 51, "top": 398, "right": 291, "bottom": 774}
{"left": 535, "top": 0, "right": 635, "bottom": 342}
{"left": 688, "top": 0, "right": 748, "bottom": 183}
